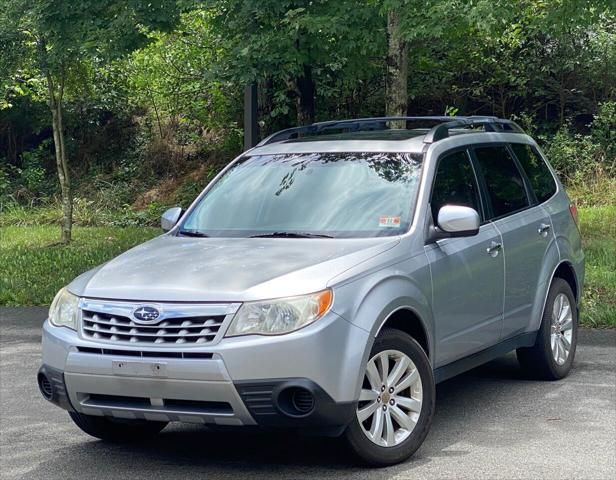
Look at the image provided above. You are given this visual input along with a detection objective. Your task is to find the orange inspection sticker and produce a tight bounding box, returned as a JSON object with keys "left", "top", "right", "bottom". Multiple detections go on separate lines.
{"left": 379, "top": 216, "right": 401, "bottom": 227}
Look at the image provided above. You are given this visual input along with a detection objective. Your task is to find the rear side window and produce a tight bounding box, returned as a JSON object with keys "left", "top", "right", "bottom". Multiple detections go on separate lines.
{"left": 510, "top": 143, "right": 557, "bottom": 203}
{"left": 431, "top": 150, "right": 482, "bottom": 223}
{"left": 474, "top": 146, "right": 530, "bottom": 219}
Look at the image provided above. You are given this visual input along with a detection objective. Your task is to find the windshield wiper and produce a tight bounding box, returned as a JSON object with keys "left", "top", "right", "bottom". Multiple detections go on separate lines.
{"left": 178, "top": 229, "right": 210, "bottom": 238}
{"left": 249, "top": 232, "right": 334, "bottom": 239}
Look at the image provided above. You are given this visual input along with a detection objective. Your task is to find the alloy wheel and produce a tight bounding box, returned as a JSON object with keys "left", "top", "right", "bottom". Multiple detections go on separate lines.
{"left": 356, "top": 349, "right": 423, "bottom": 447}
{"left": 550, "top": 293, "right": 574, "bottom": 365}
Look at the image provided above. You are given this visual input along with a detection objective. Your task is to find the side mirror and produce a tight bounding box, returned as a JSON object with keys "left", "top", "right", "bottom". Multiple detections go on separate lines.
{"left": 161, "top": 207, "right": 183, "bottom": 232}
{"left": 433, "top": 205, "right": 480, "bottom": 239}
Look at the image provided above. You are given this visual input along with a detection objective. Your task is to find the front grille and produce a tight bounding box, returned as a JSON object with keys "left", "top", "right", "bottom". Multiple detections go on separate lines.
{"left": 81, "top": 310, "right": 225, "bottom": 345}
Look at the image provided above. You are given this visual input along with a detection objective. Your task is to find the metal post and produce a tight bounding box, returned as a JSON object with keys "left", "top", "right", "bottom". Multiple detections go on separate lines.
{"left": 244, "top": 83, "right": 258, "bottom": 150}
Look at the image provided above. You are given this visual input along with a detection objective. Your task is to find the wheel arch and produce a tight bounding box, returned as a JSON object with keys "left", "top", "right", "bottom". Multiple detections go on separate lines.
{"left": 552, "top": 261, "right": 579, "bottom": 303}
{"left": 532, "top": 260, "right": 581, "bottom": 334}
{"left": 375, "top": 307, "right": 431, "bottom": 359}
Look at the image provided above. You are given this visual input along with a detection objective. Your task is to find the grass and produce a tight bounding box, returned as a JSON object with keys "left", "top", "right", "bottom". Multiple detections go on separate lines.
{"left": 0, "top": 201, "right": 164, "bottom": 228}
{"left": 578, "top": 206, "right": 616, "bottom": 328}
{"left": 0, "top": 208, "right": 614, "bottom": 328}
{"left": 0, "top": 226, "right": 158, "bottom": 305}
{"left": 566, "top": 169, "right": 616, "bottom": 208}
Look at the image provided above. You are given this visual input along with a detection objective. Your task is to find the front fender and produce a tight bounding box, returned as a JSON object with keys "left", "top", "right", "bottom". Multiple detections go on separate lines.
{"left": 330, "top": 255, "right": 433, "bottom": 399}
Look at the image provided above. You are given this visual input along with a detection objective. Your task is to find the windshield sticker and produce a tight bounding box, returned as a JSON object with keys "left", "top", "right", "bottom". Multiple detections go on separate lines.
{"left": 379, "top": 216, "right": 401, "bottom": 228}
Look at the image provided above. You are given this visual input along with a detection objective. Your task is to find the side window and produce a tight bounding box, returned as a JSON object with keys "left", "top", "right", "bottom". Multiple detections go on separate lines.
{"left": 510, "top": 143, "right": 557, "bottom": 203}
{"left": 431, "top": 150, "right": 482, "bottom": 223}
{"left": 474, "top": 146, "right": 530, "bottom": 219}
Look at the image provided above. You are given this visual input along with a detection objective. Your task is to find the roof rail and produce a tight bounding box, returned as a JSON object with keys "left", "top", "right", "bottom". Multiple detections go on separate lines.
{"left": 256, "top": 116, "right": 525, "bottom": 147}
{"left": 423, "top": 117, "right": 525, "bottom": 143}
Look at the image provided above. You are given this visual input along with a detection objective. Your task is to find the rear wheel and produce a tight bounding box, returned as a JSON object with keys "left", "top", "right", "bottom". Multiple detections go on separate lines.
{"left": 517, "top": 278, "right": 578, "bottom": 380}
{"left": 69, "top": 411, "right": 167, "bottom": 442}
{"left": 344, "top": 329, "right": 434, "bottom": 466}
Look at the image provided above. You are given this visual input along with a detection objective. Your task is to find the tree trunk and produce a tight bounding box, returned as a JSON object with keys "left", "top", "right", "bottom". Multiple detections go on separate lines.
{"left": 46, "top": 74, "right": 72, "bottom": 243}
{"left": 296, "top": 64, "right": 315, "bottom": 126}
{"left": 386, "top": 10, "right": 408, "bottom": 128}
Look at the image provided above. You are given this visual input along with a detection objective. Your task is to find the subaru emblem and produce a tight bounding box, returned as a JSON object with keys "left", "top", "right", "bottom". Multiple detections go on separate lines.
{"left": 132, "top": 306, "right": 161, "bottom": 323}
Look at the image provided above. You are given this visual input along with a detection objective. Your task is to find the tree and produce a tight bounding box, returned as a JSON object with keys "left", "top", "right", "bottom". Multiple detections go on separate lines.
{"left": 379, "top": 0, "right": 473, "bottom": 122}
{"left": 0, "top": 0, "right": 180, "bottom": 242}
{"left": 204, "top": 0, "right": 382, "bottom": 126}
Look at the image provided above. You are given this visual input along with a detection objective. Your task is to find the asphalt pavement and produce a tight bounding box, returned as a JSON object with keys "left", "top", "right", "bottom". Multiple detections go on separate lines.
{"left": 1, "top": 306, "right": 615, "bottom": 480}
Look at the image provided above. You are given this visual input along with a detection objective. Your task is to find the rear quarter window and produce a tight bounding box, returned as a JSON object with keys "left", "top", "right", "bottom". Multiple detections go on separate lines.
{"left": 510, "top": 143, "right": 557, "bottom": 203}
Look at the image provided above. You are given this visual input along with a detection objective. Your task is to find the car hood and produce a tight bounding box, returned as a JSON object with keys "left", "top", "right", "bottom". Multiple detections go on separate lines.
{"left": 68, "top": 234, "right": 399, "bottom": 302}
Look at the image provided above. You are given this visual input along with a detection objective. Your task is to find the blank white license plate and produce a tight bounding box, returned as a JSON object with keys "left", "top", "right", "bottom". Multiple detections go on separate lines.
{"left": 112, "top": 360, "right": 168, "bottom": 377}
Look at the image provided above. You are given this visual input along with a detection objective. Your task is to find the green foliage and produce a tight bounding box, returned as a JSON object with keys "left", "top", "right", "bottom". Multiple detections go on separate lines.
{"left": 128, "top": 9, "right": 238, "bottom": 132}
{"left": 578, "top": 206, "right": 616, "bottom": 328}
{"left": 543, "top": 128, "right": 597, "bottom": 178}
{"left": 590, "top": 101, "right": 616, "bottom": 161}
{"left": 0, "top": 140, "right": 56, "bottom": 205}
{"left": 0, "top": 225, "right": 159, "bottom": 305}
{"left": 540, "top": 101, "right": 616, "bottom": 182}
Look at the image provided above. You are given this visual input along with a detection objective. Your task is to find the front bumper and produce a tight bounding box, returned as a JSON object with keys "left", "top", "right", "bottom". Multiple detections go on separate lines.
{"left": 40, "top": 310, "right": 368, "bottom": 431}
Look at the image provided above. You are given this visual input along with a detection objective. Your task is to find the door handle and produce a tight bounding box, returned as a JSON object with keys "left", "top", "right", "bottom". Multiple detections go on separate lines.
{"left": 538, "top": 223, "right": 551, "bottom": 236}
{"left": 486, "top": 241, "right": 502, "bottom": 257}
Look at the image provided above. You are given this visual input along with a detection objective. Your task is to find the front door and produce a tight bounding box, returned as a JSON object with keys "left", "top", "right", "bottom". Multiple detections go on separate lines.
{"left": 425, "top": 149, "right": 505, "bottom": 368}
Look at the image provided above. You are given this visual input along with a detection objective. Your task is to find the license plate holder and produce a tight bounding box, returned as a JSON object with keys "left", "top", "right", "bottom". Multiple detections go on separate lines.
{"left": 112, "top": 360, "right": 168, "bottom": 378}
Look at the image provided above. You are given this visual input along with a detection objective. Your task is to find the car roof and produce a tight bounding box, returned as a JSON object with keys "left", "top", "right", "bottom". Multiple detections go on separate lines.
{"left": 247, "top": 117, "right": 529, "bottom": 156}
{"left": 248, "top": 129, "right": 532, "bottom": 156}
{"left": 249, "top": 129, "right": 425, "bottom": 156}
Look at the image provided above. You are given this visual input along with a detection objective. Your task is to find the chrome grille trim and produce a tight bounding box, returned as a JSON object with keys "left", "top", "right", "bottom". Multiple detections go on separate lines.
{"left": 79, "top": 299, "right": 240, "bottom": 347}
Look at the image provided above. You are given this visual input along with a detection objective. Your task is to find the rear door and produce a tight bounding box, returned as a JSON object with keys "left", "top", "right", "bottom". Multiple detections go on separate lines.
{"left": 425, "top": 149, "right": 505, "bottom": 367}
{"left": 471, "top": 144, "right": 554, "bottom": 340}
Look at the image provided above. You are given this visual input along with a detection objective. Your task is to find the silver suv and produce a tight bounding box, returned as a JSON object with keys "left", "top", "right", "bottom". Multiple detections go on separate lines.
{"left": 38, "top": 117, "right": 584, "bottom": 466}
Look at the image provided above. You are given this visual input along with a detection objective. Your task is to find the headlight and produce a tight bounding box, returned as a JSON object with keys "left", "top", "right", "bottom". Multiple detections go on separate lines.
{"left": 49, "top": 288, "right": 79, "bottom": 330}
{"left": 226, "top": 289, "right": 333, "bottom": 337}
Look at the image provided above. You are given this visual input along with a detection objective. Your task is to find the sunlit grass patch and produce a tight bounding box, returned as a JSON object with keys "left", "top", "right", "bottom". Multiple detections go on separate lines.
{"left": 0, "top": 226, "right": 158, "bottom": 305}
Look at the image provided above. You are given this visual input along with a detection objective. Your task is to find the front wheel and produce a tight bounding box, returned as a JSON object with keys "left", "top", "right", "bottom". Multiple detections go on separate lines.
{"left": 344, "top": 329, "right": 435, "bottom": 466}
{"left": 69, "top": 411, "right": 167, "bottom": 442}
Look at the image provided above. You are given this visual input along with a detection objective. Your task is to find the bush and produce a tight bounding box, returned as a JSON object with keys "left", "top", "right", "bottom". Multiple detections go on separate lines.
{"left": 590, "top": 101, "right": 616, "bottom": 162}
{"left": 541, "top": 101, "right": 616, "bottom": 180}
{"left": 535, "top": 101, "right": 616, "bottom": 207}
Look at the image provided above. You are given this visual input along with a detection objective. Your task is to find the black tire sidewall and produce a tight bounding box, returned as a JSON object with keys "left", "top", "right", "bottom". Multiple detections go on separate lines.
{"left": 345, "top": 329, "right": 435, "bottom": 466}
{"left": 538, "top": 278, "right": 578, "bottom": 379}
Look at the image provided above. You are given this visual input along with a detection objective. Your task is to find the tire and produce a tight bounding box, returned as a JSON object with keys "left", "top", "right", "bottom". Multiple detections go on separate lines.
{"left": 344, "top": 328, "right": 435, "bottom": 467}
{"left": 517, "top": 278, "right": 578, "bottom": 380}
{"left": 69, "top": 411, "right": 167, "bottom": 442}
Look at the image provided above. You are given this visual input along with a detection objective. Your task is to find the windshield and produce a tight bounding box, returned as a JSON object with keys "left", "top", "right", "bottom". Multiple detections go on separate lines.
{"left": 180, "top": 152, "right": 423, "bottom": 238}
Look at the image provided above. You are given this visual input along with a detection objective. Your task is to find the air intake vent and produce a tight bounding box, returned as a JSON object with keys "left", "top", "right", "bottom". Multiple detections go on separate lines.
{"left": 277, "top": 386, "right": 315, "bottom": 417}
{"left": 291, "top": 388, "right": 315, "bottom": 414}
{"left": 76, "top": 347, "right": 213, "bottom": 359}
{"left": 38, "top": 373, "right": 53, "bottom": 400}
